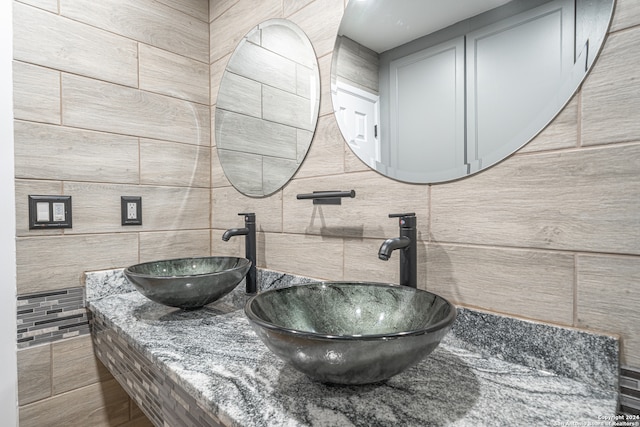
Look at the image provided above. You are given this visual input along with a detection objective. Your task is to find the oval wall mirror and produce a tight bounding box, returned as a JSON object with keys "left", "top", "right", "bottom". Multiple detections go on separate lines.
{"left": 216, "top": 19, "right": 320, "bottom": 197}
{"left": 331, "top": 0, "right": 614, "bottom": 184}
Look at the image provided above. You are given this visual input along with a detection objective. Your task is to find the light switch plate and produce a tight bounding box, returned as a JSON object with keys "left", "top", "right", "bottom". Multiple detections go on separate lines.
{"left": 121, "top": 196, "right": 142, "bottom": 226}
{"left": 28, "top": 195, "right": 72, "bottom": 229}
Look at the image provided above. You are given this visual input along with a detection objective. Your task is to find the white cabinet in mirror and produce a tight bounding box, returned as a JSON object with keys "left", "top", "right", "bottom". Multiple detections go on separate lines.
{"left": 331, "top": 0, "right": 614, "bottom": 184}
{"left": 216, "top": 19, "right": 320, "bottom": 197}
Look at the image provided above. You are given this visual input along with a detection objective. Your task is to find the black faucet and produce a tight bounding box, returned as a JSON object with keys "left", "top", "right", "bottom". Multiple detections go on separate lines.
{"left": 222, "top": 213, "right": 257, "bottom": 294}
{"left": 378, "top": 213, "right": 417, "bottom": 288}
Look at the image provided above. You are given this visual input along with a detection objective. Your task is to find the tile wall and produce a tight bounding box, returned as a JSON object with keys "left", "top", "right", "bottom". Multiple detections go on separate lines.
{"left": 12, "top": 0, "right": 640, "bottom": 425}
{"left": 13, "top": 0, "right": 210, "bottom": 424}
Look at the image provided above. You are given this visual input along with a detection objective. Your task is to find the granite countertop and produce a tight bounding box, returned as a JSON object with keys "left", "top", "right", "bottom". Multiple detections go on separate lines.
{"left": 87, "top": 270, "right": 619, "bottom": 427}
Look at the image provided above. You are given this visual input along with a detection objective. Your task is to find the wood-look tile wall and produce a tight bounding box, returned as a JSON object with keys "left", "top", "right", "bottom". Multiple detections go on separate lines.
{"left": 17, "top": 335, "right": 151, "bottom": 426}
{"left": 14, "top": 0, "right": 209, "bottom": 424}
{"left": 12, "top": 0, "right": 640, "bottom": 424}
{"left": 210, "top": 0, "right": 640, "bottom": 369}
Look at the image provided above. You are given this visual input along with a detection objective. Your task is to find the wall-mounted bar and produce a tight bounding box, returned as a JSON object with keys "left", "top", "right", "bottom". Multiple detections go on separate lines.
{"left": 296, "top": 190, "right": 356, "bottom": 205}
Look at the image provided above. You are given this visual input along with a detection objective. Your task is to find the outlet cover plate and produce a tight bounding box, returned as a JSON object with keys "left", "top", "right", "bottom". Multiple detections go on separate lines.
{"left": 121, "top": 196, "right": 142, "bottom": 226}
{"left": 28, "top": 195, "right": 72, "bottom": 229}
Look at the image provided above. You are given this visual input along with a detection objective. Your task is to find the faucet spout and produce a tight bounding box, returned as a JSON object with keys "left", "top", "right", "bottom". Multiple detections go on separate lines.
{"left": 378, "top": 236, "right": 410, "bottom": 260}
{"left": 222, "top": 227, "right": 249, "bottom": 241}
{"left": 379, "top": 213, "right": 417, "bottom": 288}
{"left": 222, "top": 213, "right": 257, "bottom": 294}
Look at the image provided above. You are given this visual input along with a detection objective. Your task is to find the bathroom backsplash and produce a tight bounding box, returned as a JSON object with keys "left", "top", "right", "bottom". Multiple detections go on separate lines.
{"left": 17, "top": 287, "right": 89, "bottom": 349}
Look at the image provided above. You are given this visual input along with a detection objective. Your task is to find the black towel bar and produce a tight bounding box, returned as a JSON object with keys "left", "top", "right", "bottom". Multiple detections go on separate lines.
{"left": 296, "top": 190, "right": 356, "bottom": 205}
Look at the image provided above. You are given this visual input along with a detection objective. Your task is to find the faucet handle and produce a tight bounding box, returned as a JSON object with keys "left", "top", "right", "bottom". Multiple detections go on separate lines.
{"left": 238, "top": 212, "right": 255, "bottom": 223}
{"left": 389, "top": 213, "right": 416, "bottom": 228}
{"left": 389, "top": 213, "right": 415, "bottom": 218}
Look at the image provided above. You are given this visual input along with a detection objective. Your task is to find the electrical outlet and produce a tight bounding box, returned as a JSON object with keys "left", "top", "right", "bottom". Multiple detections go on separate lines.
{"left": 121, "top": 196, "right": 142, "bottom": 226}
{"left": 127, "top": 202, "right": 137, "bottom": 219}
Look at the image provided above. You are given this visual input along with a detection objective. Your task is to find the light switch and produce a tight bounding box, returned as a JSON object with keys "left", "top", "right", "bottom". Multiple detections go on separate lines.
{"left": 53, "top": 202, "right": 66, "bottom": 222}
{"left": 28, "top": 195, "right": 72, "bottom": 229}
{"left": 36, "top": 202, "right": 50, "bottom": 222}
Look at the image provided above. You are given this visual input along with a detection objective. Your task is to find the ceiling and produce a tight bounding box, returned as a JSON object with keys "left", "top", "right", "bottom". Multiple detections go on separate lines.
{"left": 339, "top": 0, "right": 513, "bottom": 53}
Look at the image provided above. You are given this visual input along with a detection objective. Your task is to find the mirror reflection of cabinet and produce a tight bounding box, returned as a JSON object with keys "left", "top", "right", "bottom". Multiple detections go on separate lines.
{"left": 331, "top": 0, "right": 614, "bottom": 184}
{"left": 387, "top": 37, "right": 465, "bottom": 182}
{"left": 466, "top": 0, "right": 574, "bottom": 171}
{"left": 384, "top": 0, "right": 574, "bottom": 178}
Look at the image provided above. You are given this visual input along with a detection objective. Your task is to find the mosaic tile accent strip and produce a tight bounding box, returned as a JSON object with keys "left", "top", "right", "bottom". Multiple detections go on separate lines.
{"left": 17, "top": 287, "right": 90, "bottom": 348}
{"left": 92, "top": 310, "right": 223, "bottom": 427}
{"left": 621, "top": 366, "right": 640, "bottom": 415}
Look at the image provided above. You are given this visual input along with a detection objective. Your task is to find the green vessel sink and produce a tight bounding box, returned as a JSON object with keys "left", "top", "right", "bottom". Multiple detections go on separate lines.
{"left": 245, "top": 282, "right": 456, "bottom": 384}
{"left": 124, "top": 256, "right": 251, "bottom": 310}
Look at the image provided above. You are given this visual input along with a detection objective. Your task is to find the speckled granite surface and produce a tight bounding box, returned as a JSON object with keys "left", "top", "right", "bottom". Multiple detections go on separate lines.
{"left": 447, "top": 308, "right": 619, "bottom": 391}
{"left": 87, "top": 268, "right": 619, "bottom": 427}
{"left": 84, "top": 268, "right": 134, "bottom": 301}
